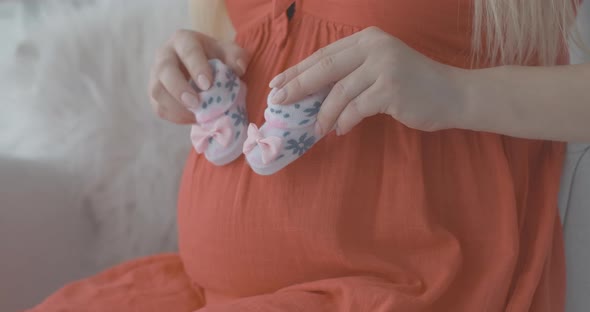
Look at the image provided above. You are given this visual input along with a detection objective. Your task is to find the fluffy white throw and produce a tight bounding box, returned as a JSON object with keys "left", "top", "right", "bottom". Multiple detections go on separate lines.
{"left": 0, "top": 0, "right": 191, "bottom": 268}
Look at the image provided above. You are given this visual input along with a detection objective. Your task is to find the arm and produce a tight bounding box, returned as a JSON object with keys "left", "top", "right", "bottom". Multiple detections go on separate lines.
{"left": 458, "top": 63, "right": 590, "bottom": 143}
{"left": 267, "top": 26, "right": 590, "bottom": 140}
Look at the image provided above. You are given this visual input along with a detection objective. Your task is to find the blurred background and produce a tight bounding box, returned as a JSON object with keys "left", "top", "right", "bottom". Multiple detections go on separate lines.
{"left": 0, "top": 0, "right": 589, "bottom": 311}
{"left": 0, "top": 0, "right": 190, "bottom": 310}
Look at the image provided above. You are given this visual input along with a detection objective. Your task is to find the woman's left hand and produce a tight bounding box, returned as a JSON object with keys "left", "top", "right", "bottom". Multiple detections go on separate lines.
{"left": 268, "top": 26, "right": 467, "bottom": 136}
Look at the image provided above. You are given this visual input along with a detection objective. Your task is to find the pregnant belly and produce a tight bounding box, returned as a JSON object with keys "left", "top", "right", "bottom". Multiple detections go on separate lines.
{"left": 175, "top": 151, "right": 353, "bottom": 298}
{"left": 175, "top": 114, "right": 465, "bottom": 301}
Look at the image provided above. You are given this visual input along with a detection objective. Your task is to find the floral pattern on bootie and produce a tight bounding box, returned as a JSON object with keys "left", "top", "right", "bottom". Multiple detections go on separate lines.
{"left": 243, "top": 86, "right": 330, "bottom": 175}
{"left": 189, "top": 59, "right": 248, "bottom": 166}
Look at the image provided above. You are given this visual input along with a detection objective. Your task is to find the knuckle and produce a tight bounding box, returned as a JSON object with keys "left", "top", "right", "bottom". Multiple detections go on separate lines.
{"left": 148, "top": 64, "right": 158, "bottom": 81}
{"left": 335, "top": 119, "right": 344, "bottom": 132}
{"left": 316, "top": 106, "right": 328, "bottom": 121}
{"left": 223, "top": 41, "right": 244, "bottom": 58}
{"left": 317, "top": 113, "right": 331, "bottom": 129}
{"left": 155, "top": 46, "right": 168, "bottom": 61}
{"left": 380, "top": 55, "right": 397, "bottom": 68}
{"left": 155, "top": 50, "right": 174, "bottom": 70}
{"left": 384, "top": 91, "right": 400, "bottom": 116}
{"left": 348, "top": 96, "right": 361, "bottom": 111}
{"left": 172, "top": 29, "right": 191, "bottom": 41}
{"left": 154, "top": 104, "right": 168, "bottom": 119}
{"left": 149, "top": 82, "right": 165, "bottom": 101}
{"left": 154, "top": 55, "right": 176, "bottom": 78}
{"left": 149, "top": 99, "right": 160, "bottom": 116}
{"left": 177, "top": 41, "right": 201, "bottom": 59}
{"left": 377, "top": 74, "right": 396, "bottom": 90}
{"left": 364, "top": 26, "right": 381, "bottom": 35}
{"left": 387, "top": 101, "right": 399, "bottom": 116}
{"left": 379, "top": 37, "right": 398, "bottom": 51}
{"left": 332, "top": 81, "right": 348, "bottom": 99}
{"left": 284, "top": 66, "right": 299, "bottom": 80}
{"left": 348, "top": 97, "right": 368, "bottom": 119}
{"left": 318, "top": 108, "right": 336, "bottom": 127}
{"left": 375, "top": 77, "right": 399, "bottom": 111}
{"left": 290, "top": 76, "right": 303, "bottom": 93}
{"left": 319, "top": 55, "right": 335, "bottom": 71}
{"left": 149, "top": 97, "right": 157, "bottom": 110}
{"left": 314, "top": 47, "right": 327, "bottom": 59}
{"left": 361, "top": 27, "right": 391, "bottom": 47}
{"left": 153, "top": 62, "right": 167, "bottom": 78}
{"left": 147, "top": 77, "right": 157, "bottom": 95}
{"left": 292, "top": 63, "right": 303, "bottom": 76}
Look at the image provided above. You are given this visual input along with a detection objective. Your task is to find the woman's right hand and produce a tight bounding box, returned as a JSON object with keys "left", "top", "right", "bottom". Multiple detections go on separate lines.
{"left": 148, "top": 29, "right": 250, "bottom": 124}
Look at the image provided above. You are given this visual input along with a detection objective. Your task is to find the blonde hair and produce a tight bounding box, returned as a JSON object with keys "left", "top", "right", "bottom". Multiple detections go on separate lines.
{"left": 473, "top": 0, "right": 582, "bottom": 65}
{"left": 189, "top": 0, "right": 235, "bottom": 41}
{"left": 189, "top": 0, "right": 582, "bottom": 66}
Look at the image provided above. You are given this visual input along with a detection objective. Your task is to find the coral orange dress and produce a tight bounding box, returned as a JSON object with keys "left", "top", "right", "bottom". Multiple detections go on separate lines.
{"left": 30, "top": 0, "right": 568, "bottom": 311}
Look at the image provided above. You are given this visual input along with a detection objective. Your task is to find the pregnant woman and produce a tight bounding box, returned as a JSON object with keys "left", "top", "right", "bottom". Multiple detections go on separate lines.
{"left": 30, "top": 0, "right": 590, "bottom": 311}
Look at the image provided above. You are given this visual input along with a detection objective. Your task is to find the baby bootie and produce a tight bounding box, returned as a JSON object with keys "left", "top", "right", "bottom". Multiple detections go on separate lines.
{"left": 243, "top": 86, "right": 330, "bottom": 175}
{"left": 188, "top": 59, "right": 248, "bottom": 166}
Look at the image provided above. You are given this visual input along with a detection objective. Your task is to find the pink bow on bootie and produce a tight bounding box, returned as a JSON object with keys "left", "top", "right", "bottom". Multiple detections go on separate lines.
{"left": 191, "top": 116, "right": 233, "bottom": 154}
{"left": 243, "top": 124, "right": 283, "bottom": 164}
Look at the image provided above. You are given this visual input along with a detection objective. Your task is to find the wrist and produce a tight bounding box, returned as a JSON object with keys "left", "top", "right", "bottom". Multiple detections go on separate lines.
{"left": 449, "top": 65, "right": 501, "bottom": 132}
{"left": 443, "top": 65, "right": 476, "bottom": 130}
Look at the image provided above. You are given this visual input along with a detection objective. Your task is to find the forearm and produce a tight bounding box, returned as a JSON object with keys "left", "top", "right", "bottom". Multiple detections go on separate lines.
{"left": 457, "top": 63, "right": 590, "bottom": 142}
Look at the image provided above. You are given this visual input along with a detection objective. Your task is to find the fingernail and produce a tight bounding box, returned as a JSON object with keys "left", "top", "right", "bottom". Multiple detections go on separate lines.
{"left": 269, "top": 73, "right": 285, "bottom": 88}
{"left": 196, "top": 74, "right": 211, "bottom": 91}
{"left": 335, "top": 127, "right": 342, "bottom": 136}
{"left": 315, "top": 123, "right": 324, "bottom": 137}
{"left": 181, "top": 92, "right": 200, "bottom": 109}
{"left": 271, "top": 88, "right": 286, "bottom": 104}
{"left": 236, "top": 59, "right": 247, "bottom": 75}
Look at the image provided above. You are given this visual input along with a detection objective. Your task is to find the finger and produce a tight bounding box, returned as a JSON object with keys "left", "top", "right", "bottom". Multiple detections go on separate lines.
{"left": 314, "top": 65, "right": 374, "bottom": 136}
{"left": 173, "top": 30, "right": 213, "bottom": 90}
{"left": 335, "top": 82, "right": 384, "bottom": 135}
{"left": 271, "top": 47, "right": 365, "bottom": 105}
{"left": 269, "top": 33, "right": 362, "bottom": 88}
{"left": 192, "top": 32, "right": 250, "bottom": 77}
{"left": 150, "top": 82, "right": 196, "bottom": 124}
{"left": 173, "top": 30, "right": 251, "bottom": 90}
{"left": 215, "top": 40, "right": 251, "bottom": 76}
{"left": 158, "top": 55, "right": 202, "bottom": 110}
